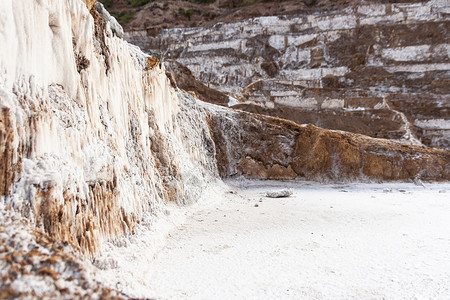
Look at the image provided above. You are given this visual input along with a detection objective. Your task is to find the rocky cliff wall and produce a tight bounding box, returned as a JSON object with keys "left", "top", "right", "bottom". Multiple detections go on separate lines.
{"left": 0, "top": 0, "right": 218, "bottom": 256}
{"left": 127, "top": 0, "right": 449, "bottom": 149}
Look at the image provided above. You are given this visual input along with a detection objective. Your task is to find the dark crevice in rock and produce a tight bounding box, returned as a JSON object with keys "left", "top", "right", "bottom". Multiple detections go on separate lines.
{"left": 90, "top": 7, "right": 110, "bottom": 74}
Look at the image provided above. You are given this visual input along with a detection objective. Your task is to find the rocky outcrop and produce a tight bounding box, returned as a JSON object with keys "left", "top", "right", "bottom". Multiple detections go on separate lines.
{"left": 128, "top": 0, "right": 449, "bottom": 149}
{"left": 205, "top": 103, "right": 449, "bottom": 182}
{"left": 165, "top": 61, "right": 230, "bottom": 106}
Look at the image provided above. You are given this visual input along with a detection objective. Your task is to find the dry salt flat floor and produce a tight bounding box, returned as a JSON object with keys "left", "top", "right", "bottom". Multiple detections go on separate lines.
{"left": 96, "top": 180, "right": 450, "bottom": 299}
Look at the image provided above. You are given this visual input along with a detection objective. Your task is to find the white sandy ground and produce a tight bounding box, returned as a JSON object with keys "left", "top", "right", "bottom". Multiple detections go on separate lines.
{"left": 95, "top": 180, "right": 450, "bottom": 299}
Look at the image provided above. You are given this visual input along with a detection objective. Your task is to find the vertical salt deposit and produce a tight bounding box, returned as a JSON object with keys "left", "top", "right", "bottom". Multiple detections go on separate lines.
{"left": 0, "top": 0, "right": 217, "bottom": 256}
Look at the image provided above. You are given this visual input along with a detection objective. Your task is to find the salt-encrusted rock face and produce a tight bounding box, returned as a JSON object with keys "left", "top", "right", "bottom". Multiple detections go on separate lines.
{"left": 128, "top": 0, "right": 449, "bottom": 149}
{"left": 0, "top": 204, "right": 123, "bottom": 298}
{"left": 0, "top": 0, "right": 218, "bottom": 256}
{"left": 96, "top": 2, "right": 124, "bottom": 39}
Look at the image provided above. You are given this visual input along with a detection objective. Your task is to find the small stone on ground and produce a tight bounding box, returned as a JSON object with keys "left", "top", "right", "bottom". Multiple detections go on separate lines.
{"left": 265, "top": 188, "right": 293, "bottom": 198}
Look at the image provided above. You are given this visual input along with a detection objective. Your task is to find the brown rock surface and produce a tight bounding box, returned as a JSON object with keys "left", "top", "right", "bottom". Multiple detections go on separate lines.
{"left": 0, "top": 108, "right": 16, "bottom": 196}
{"left": 234, "top": 102, "right": 408, "bottom": 140}
{"left": 166, "top": 61, "right": 229, "bottom": 106}
{"left": 206, "top": 104, "right": 449, "bottom": 181}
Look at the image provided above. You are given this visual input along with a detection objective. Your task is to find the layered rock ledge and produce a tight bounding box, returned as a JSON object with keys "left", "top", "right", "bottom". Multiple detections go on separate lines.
{"left": 206, "top": 104, "right": 449, "bottom": 182}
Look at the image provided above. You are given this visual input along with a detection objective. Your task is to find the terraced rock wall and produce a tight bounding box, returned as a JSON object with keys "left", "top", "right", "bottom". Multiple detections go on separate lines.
{"left": 127, "top": 0, "right": 450, "bottom": 149}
